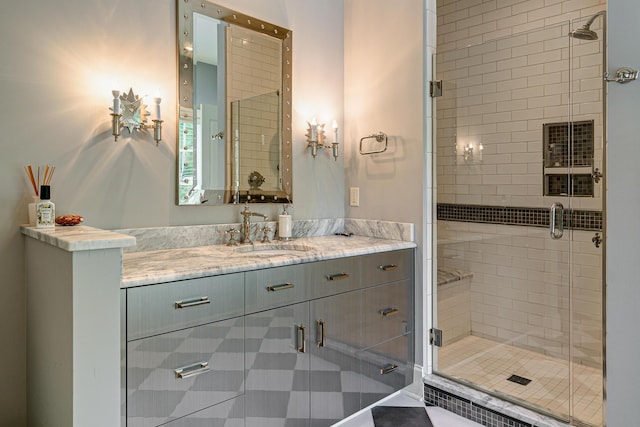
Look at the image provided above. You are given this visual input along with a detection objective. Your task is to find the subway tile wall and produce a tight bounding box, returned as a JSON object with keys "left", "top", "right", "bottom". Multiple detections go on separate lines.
{"left": 232, "top": 92, "right": 281, "bottom": 193}
{"left": 436, "top": 0, "right": 607, "bottom": 211}
{"left": 438, "top": 220, "right": 602, "bottom": 367}
{"left": 227, "top": 25, "right": 282, "bottom": 193}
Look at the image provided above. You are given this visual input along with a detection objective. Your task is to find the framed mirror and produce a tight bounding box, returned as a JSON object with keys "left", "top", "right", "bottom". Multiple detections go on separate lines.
{"left": 177, "top": 0, "right": 293, "bottom": 205}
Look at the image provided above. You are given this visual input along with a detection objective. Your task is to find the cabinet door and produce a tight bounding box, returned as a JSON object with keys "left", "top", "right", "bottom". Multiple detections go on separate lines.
{"left": 361, "top": 280, "right": 412, "bottom": 348}
{"left": 245, "top": 303, "right": 310, "bottom": 427}
{"left": 309, "top": 291, "right": 362, "bottom": 426}
{"left": 359, "top": 332, "right": 414, "bottom": 408}
{"left": 127, "top": 317, "right": 244, "bottom": 427}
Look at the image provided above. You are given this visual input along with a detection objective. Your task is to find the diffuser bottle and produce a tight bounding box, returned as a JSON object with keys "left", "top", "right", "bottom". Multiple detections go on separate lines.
{"left": 36, "top": 185, "right": 55, "bottom": 229}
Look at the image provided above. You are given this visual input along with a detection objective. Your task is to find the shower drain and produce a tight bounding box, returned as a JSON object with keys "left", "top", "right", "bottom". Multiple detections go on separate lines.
{"left": 507, "top": 374, "right": 532, "bottom": 386}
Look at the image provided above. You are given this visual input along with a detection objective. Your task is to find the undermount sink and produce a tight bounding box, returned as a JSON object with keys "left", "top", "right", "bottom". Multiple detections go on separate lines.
{"left": 234, "top": 243, "right": 314, "bottom": 256}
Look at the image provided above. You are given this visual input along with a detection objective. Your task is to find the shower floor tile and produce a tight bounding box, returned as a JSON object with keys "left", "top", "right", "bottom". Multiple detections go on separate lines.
{"left": 438, "top": 335, "right": 602, "bottom": 427}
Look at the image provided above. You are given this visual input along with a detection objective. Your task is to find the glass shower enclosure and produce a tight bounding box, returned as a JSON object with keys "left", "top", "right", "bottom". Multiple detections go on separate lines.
{"left": 432, "top": 15, "right": 605, "bottom": 427}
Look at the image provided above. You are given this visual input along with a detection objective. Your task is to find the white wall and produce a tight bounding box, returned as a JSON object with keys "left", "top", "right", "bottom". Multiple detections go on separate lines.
{"left": 606, "top": 0, "right": 640, "bottom": 424}
{"left": 0, "top": 0, "right": 344, "bottom": 424}
{"left": 343, "top": 0, "right": 425, "bottom": 366}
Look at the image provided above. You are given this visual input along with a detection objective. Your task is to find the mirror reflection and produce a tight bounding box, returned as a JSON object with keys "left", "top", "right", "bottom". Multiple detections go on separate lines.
{"left": 177, "top": 0, "right": 293, "bottom": 205}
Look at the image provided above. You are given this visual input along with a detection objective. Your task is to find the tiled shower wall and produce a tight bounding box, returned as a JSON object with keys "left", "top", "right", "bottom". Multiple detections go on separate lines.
{"left": 232, "top": 93, "right": 281, "bottom": 193}
{"left": 436, "top": 0, "right": 606, "bottom": 211}
{"left": 438, "top": 220, "right": 602, "bottom": 366}
{"left": 227, "top": 25, "right": 282, "bottom": 193}
{"left": 434, "top": 0, "right": 606, "bottom": 367}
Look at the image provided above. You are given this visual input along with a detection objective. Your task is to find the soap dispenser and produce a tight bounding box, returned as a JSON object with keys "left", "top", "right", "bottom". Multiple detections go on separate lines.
{"left": 278, "top": 204, "right": 292, "bottom": 240}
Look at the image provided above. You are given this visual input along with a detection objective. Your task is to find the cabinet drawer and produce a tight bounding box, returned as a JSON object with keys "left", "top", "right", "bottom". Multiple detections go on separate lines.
{"left": 359, "top": 333, "right": 413, "bottom": 409}
{"left": 362, "top": 280, "right": 412, "bottom": 348}
{"left": 245, "top": 264, "right": 309, "bottom": 314}
{"left": 127, "top": 317, "right": 245, "bottom": 427}
{"left": 163, "top": 395, "right": 244, "bottom": 427}
{"left": 362, "top": 249, "right": 412, "bottom": 287}
{"left": 310, "top": 256, "right": 361, "bottom": 299}
{"left": 127, "top": 273, "right": 244, "bottom": 340}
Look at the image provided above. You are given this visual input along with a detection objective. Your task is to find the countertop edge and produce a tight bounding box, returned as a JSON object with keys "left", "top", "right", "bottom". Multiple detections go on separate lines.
{"left": 21, "top": 225, "right": 137, "bottom": 252}
{"left": 121, "top": 239, "right": 417, "bottom": 288}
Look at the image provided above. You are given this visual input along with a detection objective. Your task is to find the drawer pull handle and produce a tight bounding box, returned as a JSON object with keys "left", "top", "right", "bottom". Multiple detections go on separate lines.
{"left": 267, "top": 282, "right": 294, "bottom": 292}
{"left": 380, "top": 363, "right": 399, "bottom": 375}
{"left": 296, "top": 324, "right": 306, "bottom": 353}
{"left": 174, "top": 296, "right": 210, "bottom": 309}
{"left": 175, "top": 361, "right": 210, "bottom": 379}
{"left": 327, "top": 273, "right": 350, "bottom": 281}
{"left": 316, "top": 320, "right": 326, "bottom": 348}
{"left": 380, "top": 307, "right": 399, "bottom": 317}
{"left": 378, "top": 264, "right": 398, "bottom": 272}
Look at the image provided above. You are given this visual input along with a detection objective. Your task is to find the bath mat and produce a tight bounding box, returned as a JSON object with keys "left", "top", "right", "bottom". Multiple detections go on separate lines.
{"left": 371, "top": 406, "right": 433, "bottom": 427}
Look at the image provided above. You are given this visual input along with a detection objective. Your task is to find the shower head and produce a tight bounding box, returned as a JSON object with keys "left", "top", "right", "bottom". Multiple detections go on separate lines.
{"left": 570, "top": 10, "right": 606, "bottom": 40}
{"left": 570, "top": 26, "right": 599, "bottom": 40}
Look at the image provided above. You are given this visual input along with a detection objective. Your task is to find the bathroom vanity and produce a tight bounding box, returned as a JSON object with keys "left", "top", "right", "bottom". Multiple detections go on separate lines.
{"left": 22, "top": 221, "right": 416, "bottom": 427}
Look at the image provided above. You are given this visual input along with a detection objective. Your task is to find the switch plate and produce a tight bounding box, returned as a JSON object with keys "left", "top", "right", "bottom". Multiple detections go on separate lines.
{"left": 350, "top": 187, "right": 360, "bottom": 207}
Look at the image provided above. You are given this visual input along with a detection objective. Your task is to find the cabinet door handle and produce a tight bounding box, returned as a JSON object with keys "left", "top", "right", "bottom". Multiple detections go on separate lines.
{"left": 316, "top": 320, "right": 326, "bottom": 348}
{"left": 174, "top": 296, "right": 210, "bottom": 309}
{"left": 380, "top": 363, "right": 399, "bottom": 375}
{"left": 380, "top": 307, "right": 399, "bottom": 317}
{"left": 378, "top": 264, "right": 398, "bottom": 272}
{"left": 296, "top": 324, "right": 306, "bottom": 353}
{"left": 326, "top": 272, "right": 350, "bottom": 281}
{"left": 266, "top": 282, "right": 294, "bottom": 292}
{"left": 175, "top": 361, "right": 210, "bottom": 379}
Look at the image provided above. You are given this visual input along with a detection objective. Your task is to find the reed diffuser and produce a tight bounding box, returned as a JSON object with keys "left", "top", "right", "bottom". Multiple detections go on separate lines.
{"left": 24, "top": 165, "right": 55, "bottom": 226}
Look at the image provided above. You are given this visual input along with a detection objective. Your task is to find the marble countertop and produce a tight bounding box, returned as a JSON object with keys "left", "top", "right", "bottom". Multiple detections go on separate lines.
{"left": 122, "top": 235, "right": 416, "bottom": 288}
{"left": 21, "top": 225, "right": 136, "bottom": 252}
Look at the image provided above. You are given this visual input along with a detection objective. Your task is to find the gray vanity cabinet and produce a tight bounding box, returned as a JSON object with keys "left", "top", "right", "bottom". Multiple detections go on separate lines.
{"left": 359, "top": 250, "right": 414, "bottom": 408}
{"left": 124, "top": 273, "right": 246, "bottom": 427}
{"left": 309, "top": 291, "right": 362, "bottom": 426}
{"left": 122, "top": 249, "right": 414, "bottom": 426}
{"left": 244, "top": 302, "right": 310, "bottom": 427}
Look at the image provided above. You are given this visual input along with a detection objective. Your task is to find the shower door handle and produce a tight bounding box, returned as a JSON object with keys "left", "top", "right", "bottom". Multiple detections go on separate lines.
{"left": 550, "top": 202, "right": 564, "bottom": 239}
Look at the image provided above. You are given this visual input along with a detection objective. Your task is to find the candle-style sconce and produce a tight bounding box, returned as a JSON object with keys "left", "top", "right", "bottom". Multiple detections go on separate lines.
{"left": 306, "top": 118, "right": 339, "bottom": 160}
{"left": 110, "top": 88, "right": 163, "bottom": 145}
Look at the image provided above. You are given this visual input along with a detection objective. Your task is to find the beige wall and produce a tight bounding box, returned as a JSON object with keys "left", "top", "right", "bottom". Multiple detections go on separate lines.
{"left": 344, "top": 0, "right": 426, "bottom": 366}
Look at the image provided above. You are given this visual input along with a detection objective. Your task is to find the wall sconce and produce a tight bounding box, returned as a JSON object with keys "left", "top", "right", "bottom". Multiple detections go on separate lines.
{"left": 110, "top": 88, "right": 163, "bottom": 145}
{"left": 461, "top": 142, "right": 483, "bottom": 163}
{"left": 306, "top": 118, "right": 339, "bottom": 160}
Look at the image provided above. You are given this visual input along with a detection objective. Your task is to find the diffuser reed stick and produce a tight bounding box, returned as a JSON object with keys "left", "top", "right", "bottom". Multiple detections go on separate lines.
{"left": 24, "top": 164, "right": 56, "bottom": 197}
{"left": 24, "top": 165, "right": 39, "bottom": 196}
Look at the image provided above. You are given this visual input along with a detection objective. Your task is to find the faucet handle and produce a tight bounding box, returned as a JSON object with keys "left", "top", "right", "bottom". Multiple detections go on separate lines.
{"left": 261, "top": 226, "right": 272, "bottom": 243}
{"left": 225, "top": 228, "right": 240, "bottom": 246}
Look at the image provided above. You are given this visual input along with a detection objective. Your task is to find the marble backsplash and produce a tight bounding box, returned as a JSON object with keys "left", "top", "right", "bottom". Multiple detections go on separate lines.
{"left": 115, "top": 218, "right": 414, "bottom": 253}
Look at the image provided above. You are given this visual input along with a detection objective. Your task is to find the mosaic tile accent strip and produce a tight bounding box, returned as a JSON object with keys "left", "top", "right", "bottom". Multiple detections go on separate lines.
{"left": 437, "top": 204, "right": 602, "bottom": 231}
{"left": 424, "top": 384, "right": 534, "bottom": 427}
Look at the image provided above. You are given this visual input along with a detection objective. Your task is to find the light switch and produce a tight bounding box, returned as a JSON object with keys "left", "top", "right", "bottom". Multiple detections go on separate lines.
{"left": 350, "top": 187, "right": 360, "bottom": 207}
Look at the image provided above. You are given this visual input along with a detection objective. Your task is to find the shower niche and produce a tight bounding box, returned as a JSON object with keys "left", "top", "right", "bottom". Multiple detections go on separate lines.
{"left": 543, "top": 120, "right": 595, "bottom": 197}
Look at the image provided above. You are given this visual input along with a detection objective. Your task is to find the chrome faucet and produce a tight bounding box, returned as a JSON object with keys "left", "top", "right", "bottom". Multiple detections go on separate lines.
{"left": 240, "top": 203, "right": 269, "bottom": 244}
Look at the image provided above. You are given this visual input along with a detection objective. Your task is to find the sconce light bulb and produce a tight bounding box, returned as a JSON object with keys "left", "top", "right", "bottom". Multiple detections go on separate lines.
{"left": 332, "top": 120, "right": 338, "bottom": 143}
{"left": 479, "top": 144, "right": 484, "bottom": 151}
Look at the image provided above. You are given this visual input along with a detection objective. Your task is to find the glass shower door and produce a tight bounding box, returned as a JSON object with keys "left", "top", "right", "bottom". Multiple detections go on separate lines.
{"left": 432, "top": 18, "right": 604, "bottom": 426}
